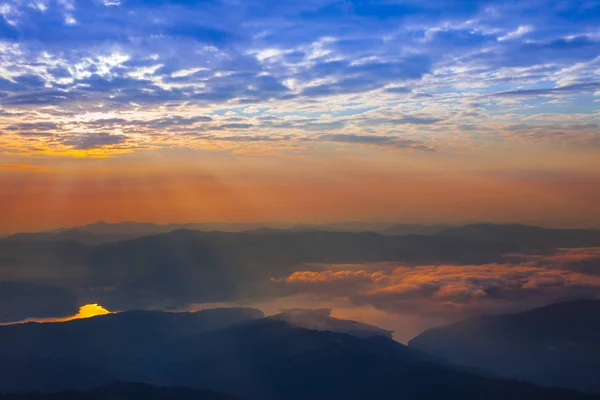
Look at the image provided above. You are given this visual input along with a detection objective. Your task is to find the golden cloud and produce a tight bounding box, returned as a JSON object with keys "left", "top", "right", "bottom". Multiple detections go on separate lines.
{"left": 273, "top": 262, "right": 600, "bottom": 316}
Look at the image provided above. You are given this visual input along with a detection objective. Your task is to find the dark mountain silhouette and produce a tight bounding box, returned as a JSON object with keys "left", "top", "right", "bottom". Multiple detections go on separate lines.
{"left": 0, "top": 382, "right": 241, "bottom": 400}
{"left": 0, "top": 308, "right": 263, "bottom": 392}
{"left": 132, "top": 315, "right": 598, "bottom": 400}
{"left": 0, "top": 309, "right": 598, "bottom": 399}
{"left": 0, "top": 358, "right": 117, "bottom": 393}
{"left": 0, "top": 308, "right": 263, "bottom": 361}
{"left": 271, "top": 308, "right": 394, "bottom": 338}
{"left": 409, "top": 299, "right": 600, "bottom": 392}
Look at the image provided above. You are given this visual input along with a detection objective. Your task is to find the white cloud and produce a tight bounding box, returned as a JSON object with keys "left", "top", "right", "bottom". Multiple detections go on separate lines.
{"left": 498, "top": 25, "right": 533, "bottom": 41}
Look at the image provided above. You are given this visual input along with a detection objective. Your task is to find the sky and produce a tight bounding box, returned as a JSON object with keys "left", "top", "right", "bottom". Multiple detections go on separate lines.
{"left": 1, "top": 0, "right": 600, "bottom": 232}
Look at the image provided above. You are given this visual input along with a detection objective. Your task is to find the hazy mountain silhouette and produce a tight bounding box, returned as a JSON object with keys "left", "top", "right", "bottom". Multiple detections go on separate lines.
{"left": 51, "top": 221, "right": 279, "bottom": 236}
{"left": 86, "top": 224, "right": 600, "bottom": 272}
{"left": 2, "top": 230, "right": 147, "bottom": 246}
{"left": 434, "top": 223, "right": 600, "bottom": 247}
{"left": 3, "top": 224, "right": 600, "bottom": 313}
{"left": 43, "top": 221, "right": 453, "bottom": 237}
{"left": 409, "top": 299, "right": 600, "bottom": 392}
{"left": 4, "top": 224, "right": 600, "bottom": 274}
{"left": 0, "top": 382, "right": 241, "bottom": 400}
{"left": 381, "top": 223, "right": 454, "bottom": 235}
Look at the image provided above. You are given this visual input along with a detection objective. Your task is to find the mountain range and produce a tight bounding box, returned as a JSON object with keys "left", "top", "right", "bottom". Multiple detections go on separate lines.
{"left": 1, "top": 305, "right": 599, "bottom": 400}
{"left": 2, "top": 221, "right": 456, "bottom": 245}
{"left": 1, "top": 223, "right": 600, "bottom": 317}
{"left": 0, "top": 383, "right": 240, "bottom": 400}
{"left": 409, "top": 299, "right": 600, "bottom": 393}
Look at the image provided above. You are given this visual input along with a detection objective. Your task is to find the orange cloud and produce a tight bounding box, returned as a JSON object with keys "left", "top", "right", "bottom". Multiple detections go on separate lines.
{"left": 512, "top": 247, "right": 600, "bottom": 264}
{"left": 273, "top": 262, "right": 600, "bottom": 316}
{"left": 273, "top": 270, "right": 375, "bottom": 283}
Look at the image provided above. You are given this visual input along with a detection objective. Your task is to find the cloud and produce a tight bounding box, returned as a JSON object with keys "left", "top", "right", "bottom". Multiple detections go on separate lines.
{"left": 318, "top": 134, "right": 435, "bottom": 151}
{"left": 498, "top": 25, "right": 533, "bottom": 42}
{"left": 0, "top": 0, "right": 599, "bottom": 155}
{"left": 61, "top": 132, "right": 128, "bottom": 149}
{"left": 508, "top": 247, "right": 600, "bottom": 276}
{"left": 5, "top": 122, "right": 61, "bottom": 131}
{"left": 490, "top": 82, "right": 600, "bottom": 98}
{"left": 197, "top": 134, "right": 293, "bottom": 142}
{"left": 273, "top": 260, "right": 600, "bottom": 317}
{"left": 387, "top": 117, "right": 443, "bottom": 125}
{"left": 500, "top": 123, "right": 600, "bottom": 141}
{"left": 209, "top": 123, "right": 254, "bottom": 130}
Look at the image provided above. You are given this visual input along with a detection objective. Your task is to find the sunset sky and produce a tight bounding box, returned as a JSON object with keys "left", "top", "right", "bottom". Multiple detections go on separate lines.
{"left": 1, "top": 0, "right": 600, "bottom": 233}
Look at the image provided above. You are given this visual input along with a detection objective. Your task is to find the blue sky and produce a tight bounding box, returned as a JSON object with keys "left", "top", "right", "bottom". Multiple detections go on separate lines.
{"left": 0, "top": 0, "right": 599, "bottom": 154}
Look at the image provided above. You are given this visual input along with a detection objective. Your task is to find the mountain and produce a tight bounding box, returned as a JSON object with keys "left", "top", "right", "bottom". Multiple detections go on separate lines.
{"left": 0, "top": 309, "right": 598, "bottom": 399}
{"left": 0, "top": 358, "right": 117, "bottom": 393}
{"left": 271, "top": 308, "right": 394, "bottom": 339}
{"left": 434, "top": 223, "right": 600, "bottom": 247}
{"left": 4, "top": 224, "right": 600, "bottom": 313}
{"left": 0, "top": 282, "right": 79, "bottom": 323}
{"left": 291, "top": 222, "right": 454, "bottom": 235}
{"left": 380, "top": 223, "right": 454, "bottom": 235}
{"left": 0, "top": 308, "right": 263, "bottom": 392}
{"left": 0, "top": 382, "right": 241, "bottom": 400}
{"left": 409, "top": 299, "right": 600, "bottom": 393}
{"left": 51, "top": 221, "right": 281, "bottom": 236}
{"left": 2, "top": 229, "right": 145, "bottom": 246}
{"left": 292, "top": 222, "right": 395, "bottom": 232}
{"left": 133, "top": 315, "right": 598, "bottom": 400}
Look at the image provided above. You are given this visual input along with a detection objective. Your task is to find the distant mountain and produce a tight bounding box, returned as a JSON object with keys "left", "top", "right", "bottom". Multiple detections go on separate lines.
{"left": 3, "top": 221, "right": 453, "bottom": 244}
{"left": 2, "top": 229, "right": 145, "bottom": 246}
{"left": 0, "top": 382, "right": 241, "bottom": 400}
{"left": 3, "top": 225, "right": 600, "bottom": 312}
{"left": 409, "top": 299, "right": 600, "bottom": 392}
{"left": 292, "top": 222, "right": 395, "bottom": 232}
{"left": 51, "top": 221, "right": 283, "bottom": 236}
{"left": 380, "top": 223, "right": 454, "bottom": 235}
{"left": 434, "top": 223, "right": 600, "bottom": 247}
{"left": 0, "top": 282, "right": 78, "bottom": 323}
{"left": 55, "top": 221, "right": 173, "bottom": 235}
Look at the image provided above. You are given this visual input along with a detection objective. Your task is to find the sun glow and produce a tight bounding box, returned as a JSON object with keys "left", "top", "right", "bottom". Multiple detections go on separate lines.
{"left": 0, "top": 304, "right": 114, "bottom": 326}
{"left": 58, "top": 303, "right": 113, "bottom": 321}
